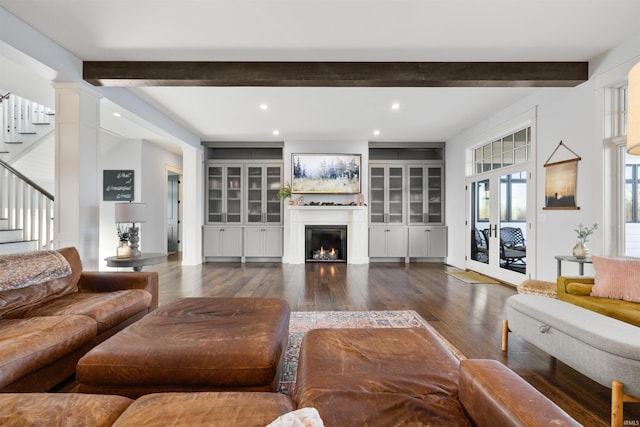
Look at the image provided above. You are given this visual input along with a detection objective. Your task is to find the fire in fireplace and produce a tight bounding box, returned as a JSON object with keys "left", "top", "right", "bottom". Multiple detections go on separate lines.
{"left": 305, "top": 225, "right": 347, "bottom": 263}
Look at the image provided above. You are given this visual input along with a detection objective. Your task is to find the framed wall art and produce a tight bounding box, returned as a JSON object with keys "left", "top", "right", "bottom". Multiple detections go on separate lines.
{"left": 543, "top": 141, "right": 581, "bottom": 210}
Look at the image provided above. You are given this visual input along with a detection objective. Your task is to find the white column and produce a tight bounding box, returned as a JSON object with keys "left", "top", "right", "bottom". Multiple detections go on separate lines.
{"left": 181, "top": 145, "right": 203, "bottom": 265}
{"left": 53, "top": 83, "right": 101, "bottom": 269}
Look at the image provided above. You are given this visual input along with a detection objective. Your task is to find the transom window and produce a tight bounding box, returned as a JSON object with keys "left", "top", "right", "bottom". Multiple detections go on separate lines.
{"left": 473, "top": 127, "right": 531, "bottom": 174}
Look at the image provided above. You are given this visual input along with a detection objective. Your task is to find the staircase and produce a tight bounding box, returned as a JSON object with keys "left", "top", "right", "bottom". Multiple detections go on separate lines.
{"left": 0, "top": 93, "right": 55, "bottom": 254}
{"left": 1, "top": 92, "right": 55, "bottom": 163}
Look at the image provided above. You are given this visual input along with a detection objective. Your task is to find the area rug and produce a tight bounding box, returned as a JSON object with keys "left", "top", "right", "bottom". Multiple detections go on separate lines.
{"left": 277, "top": 310, "right": 465, "bottom": 395}
{"left": 446, "top": 270, "right": 499, "bottom": 284}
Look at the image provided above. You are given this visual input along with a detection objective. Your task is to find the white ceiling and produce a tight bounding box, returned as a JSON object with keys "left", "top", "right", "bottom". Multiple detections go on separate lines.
{"left": 3, "top": 0, "right": 640, "bottom": 144}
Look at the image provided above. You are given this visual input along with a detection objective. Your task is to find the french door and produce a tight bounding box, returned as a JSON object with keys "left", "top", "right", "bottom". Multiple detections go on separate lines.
{"left": 467, "top": 165, "right": 531, "bottom": 284}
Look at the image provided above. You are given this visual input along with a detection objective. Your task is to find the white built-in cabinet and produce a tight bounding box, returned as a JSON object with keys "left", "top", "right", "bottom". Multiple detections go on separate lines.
{"left": 368, "top": 145, "right": 447, "bottom": 262}
{"left": 244, "top": 227, "right": 283, "bottom": 257}
{"left": 408, "top": 227, "right": 447, "bottom": 258}
{"left": 202, "top": 145, "right": 284, "bottom": 262}
{"left": 369, "top": 227, "right": 408, "bottom": 258}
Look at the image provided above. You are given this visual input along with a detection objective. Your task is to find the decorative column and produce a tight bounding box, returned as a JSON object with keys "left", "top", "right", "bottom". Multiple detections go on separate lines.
{"left": 53, "top": 83, "right": 101, "bottom": 269}
{"left": 181, "top": 145, "right": 203, "bottom": 265}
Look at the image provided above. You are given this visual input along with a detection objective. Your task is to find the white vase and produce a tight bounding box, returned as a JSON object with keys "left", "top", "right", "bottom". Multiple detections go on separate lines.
{"left": 572, "top": 241, "right": 589, "bottom": 258}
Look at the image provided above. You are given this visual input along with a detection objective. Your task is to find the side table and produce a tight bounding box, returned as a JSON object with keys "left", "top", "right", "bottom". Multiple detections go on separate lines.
{"left": 105, "top": 253, "right": 167, "bottom": 271}
{"left": 554, "top": 255, "right": 592, "bottom": 276}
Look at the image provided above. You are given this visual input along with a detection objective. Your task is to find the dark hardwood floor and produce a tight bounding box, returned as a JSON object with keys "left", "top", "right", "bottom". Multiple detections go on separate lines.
{"left": 144, "top": 254, "right": 639, "bottom": 426}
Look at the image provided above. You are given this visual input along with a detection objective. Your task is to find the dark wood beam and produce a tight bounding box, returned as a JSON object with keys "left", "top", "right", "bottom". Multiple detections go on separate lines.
{"left": 83, "top": 61, "right": 588, "bottom": 88}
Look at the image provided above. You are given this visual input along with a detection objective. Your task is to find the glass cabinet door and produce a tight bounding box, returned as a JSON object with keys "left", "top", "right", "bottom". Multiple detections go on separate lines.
{"left": 370, "top": 167, "right": 386, "bottom": 223}
{"left": 247, "top": 166, "right": 263, "bottom": 223}
{"left": 226, "top": 166, "right": 242, "bottom": 223}
{"left": 265, "top": 166, "right": 282, "bottom": 223}
{"left": 388, "top": 167, "right": 404, "bottom": 223}
{"left": 246, "top": 165, "right": 282, "bottom": 224}
{"left": 408, "top": 167, "right": 424, "bottom": 224}
{"left": 407, "top": 165, "right": 444, "bottom": 225}
{"left": 369, "top": 165, "right": 405, "bottom": 224}
{"left": 427, "top": 167, "right": 443, "bottom": 223}
{"left": 207, "top": 166, "right": 223, "bottom": 223}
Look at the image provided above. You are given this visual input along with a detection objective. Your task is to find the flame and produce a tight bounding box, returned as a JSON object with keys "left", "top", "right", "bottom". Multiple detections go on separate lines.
{"left": 329, "top": 248, "right": 335, "bottom": 256}
{"left": 319, "top": 246, "right": 324, "bottom": 255}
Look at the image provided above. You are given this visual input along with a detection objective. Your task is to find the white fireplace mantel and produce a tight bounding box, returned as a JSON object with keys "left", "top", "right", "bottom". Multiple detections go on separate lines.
{"left": 283, "top": 205, "right": 369, "bottom": 264}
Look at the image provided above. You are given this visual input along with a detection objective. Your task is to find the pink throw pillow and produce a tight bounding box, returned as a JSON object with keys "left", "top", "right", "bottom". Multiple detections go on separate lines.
{"left": 591, "top": 256, "right": 640, "bottom": 302}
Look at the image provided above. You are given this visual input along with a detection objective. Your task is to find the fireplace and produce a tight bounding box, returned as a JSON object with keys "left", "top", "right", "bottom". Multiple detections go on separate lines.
{"left": 305, "top": 225, "right": 347, "bottom": 263}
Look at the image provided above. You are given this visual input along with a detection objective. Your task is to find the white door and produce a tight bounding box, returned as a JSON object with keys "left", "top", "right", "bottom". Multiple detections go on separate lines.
{"left": 467, "top": 166, "right": 530, "bottom": 284}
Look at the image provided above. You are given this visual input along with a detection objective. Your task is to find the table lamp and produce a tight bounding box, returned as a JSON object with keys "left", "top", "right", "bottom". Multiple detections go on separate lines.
{"left": 115, "top": 202, "right": 147, "bottom": 257}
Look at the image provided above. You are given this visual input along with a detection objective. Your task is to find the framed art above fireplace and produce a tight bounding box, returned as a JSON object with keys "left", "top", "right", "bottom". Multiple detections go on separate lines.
{"left": 292, "top": 153, "right": 361, "bottom": 194}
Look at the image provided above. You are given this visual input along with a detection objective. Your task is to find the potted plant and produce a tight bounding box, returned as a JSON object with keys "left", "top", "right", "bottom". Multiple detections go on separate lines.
{"left": 573, "top": 222, "right": 598, "bottom": 258}
{"left": 116, "top": 225, "right": 132, "bottom": 258}
{"left": 277, "top": 182, "right": 293, "bottom": 204}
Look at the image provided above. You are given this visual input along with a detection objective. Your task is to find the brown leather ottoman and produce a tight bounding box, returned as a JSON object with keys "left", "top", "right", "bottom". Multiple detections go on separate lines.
{"left": 293, "top": 328, "right": 470, "bottom": 426}
{"left": 76, "top": 297, "right": 291, "bottom": 398}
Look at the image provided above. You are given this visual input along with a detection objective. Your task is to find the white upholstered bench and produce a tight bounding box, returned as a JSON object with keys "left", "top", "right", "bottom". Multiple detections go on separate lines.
{"left": 502, "top": 294, "right": 640, "bottom": 427}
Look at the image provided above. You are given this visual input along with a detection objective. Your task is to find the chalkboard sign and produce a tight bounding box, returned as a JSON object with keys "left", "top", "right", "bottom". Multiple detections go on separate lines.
{"left": 103, "top": 170, "right": 134, "bottom": 201}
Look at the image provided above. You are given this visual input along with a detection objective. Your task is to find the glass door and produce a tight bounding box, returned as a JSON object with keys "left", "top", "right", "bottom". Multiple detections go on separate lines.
{"left": 467, "top": 168, "right": 529, "bottom": 284}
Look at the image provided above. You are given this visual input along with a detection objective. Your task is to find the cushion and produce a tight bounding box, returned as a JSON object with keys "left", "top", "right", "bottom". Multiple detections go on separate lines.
{"left": 566, "top": 282, "right": 593, "bottom": 296}
{"left": 518, "top": 279, "right": 556, "bottom": 298}
{"left": 0, "top": 393, "right": 132, "bottom": 427}
{"left": 0, "top": 315, "right": 96, "bottom": 388}
{"left": 591, "top": 256, "right": 640, "bottom": 302}
{"left": 112, "top": 392, "right": 294, "bottom": 427}
{"left": 267, "top": 407, "right": 324, "bottom": 427}
{"left": 12, "top": 290, "right": 152, "bottom": 334}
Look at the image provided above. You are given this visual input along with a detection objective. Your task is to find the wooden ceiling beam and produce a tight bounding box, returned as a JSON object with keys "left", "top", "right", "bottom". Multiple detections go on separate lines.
{"left": 83, "top": 61, "right": 588, "bottom": 88}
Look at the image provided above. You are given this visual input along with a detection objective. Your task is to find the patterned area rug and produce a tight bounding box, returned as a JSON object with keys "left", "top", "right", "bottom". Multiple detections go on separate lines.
{"left": 277, "top": 310, "right": 465, "bottom": 395}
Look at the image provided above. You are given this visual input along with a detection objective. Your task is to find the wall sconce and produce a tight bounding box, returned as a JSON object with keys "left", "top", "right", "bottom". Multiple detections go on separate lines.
{"left": 627, "top": 61, "right": 640, "bottom": 155}
{"left": 115, "top": 202, "right": 147, "bottom": 257}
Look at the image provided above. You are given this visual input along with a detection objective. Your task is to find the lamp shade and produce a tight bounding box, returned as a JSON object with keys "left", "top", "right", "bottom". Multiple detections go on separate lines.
{"left": 628, "top": 61, "right": 640, "bottom": 155}
{"left": 115, "top": 202, "right": 147, "bottom": 223}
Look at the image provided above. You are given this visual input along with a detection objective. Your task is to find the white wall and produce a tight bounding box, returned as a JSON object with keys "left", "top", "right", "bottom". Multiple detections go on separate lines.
{"left": 99, "top": 136, "right": 142, "bottom": 269}
{"left": 141, "top": 140, "right": 182, "bottom": 252}
{"left": 446, "top": 35, "right": 640, "bottom": 282}
{"left": 98, "top": 135, "right": 182, "bottom": 270}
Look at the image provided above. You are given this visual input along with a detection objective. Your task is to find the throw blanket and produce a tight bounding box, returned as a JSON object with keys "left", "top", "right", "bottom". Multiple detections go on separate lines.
{"left": 266, "top": 408, "right": 324, "bottom": 427}
{"left": 0, "top": 250, "right": 72, "bottom": 291}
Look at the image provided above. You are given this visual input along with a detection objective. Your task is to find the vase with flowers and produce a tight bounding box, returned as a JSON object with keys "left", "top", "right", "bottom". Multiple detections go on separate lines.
{"left": 573, "top": 222, "right": 598, "bottom": 258}
{"left": 116, "top": 225, "right": 132, "bottom": 259}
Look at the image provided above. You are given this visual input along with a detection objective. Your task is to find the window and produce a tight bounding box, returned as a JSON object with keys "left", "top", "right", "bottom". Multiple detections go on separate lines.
{"left": 625, "top": 164, "right": 640, "bottom": 223}
{"left": 606, "top": 83, "right": 639, "bottom": 256}
{"left": 501, "top": 172, "right": 527, "bottom": 222}
{"left": 473, "top": 127, "right": 530, "bottom": 174}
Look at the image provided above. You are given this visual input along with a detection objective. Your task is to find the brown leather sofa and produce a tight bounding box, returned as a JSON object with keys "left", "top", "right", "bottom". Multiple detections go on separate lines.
{"left": 294, "top": 328, "right": 580, "bottom": 427}
{"left": 0, "top": 247, "right": 158, "bottom": 392}
{"left": 0, "top": 327, "right": 580, "bottom": 426}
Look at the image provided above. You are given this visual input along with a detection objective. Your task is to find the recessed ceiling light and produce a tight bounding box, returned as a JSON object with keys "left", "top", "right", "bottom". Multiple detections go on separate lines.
{"left": 373, "top": 130, "right": 380, "bottom": 136}
{"left": 260, "top": 103, "right": 269, "bottom": 110}
{"left": 113, "top": 112, "right": 122, "bottom": 118}
{"left": 273, "top": 130, "right": 280, "bottom": 136}
{"left": 391, "top": 103, "right": 400, "bottom": 110}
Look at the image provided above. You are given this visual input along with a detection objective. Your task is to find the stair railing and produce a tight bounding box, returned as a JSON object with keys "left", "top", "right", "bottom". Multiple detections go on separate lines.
{"left": 0, "top": 159, "right": 54, "bottom": 250}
